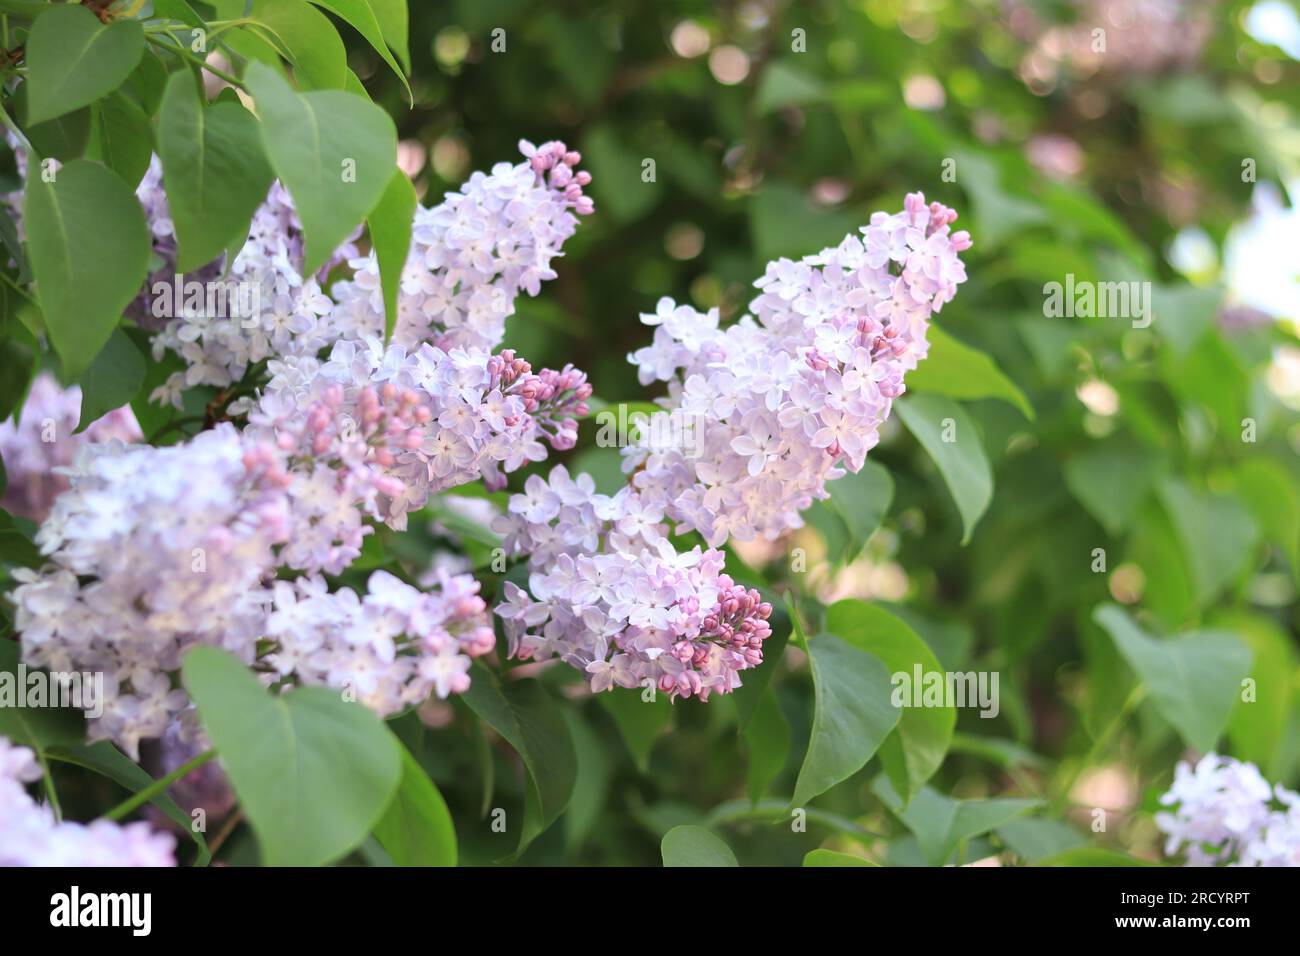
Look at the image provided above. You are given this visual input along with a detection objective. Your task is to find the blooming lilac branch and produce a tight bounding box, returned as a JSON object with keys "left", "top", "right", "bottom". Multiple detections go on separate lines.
{"left": 495, "top": 194, "right": 970, "bottom": 700}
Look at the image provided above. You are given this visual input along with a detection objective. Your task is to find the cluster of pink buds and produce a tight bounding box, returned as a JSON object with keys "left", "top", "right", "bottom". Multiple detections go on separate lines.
{"left": 523, "top": 140, "right": 594, "bottom": 215}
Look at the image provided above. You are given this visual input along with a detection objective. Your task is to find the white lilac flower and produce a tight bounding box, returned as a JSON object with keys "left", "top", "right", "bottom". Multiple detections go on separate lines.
{"left": 247, "top": 336, "right": 591, "bottom": 530}
{"left": 1156, "top": 753, "right": 1300, "bottom": 867}
{"left": 493, "top": 466, "right": 773, "bottom": 700}
{"left": 0, "top": 372, "right": 142, "bottom": 522}
{"left": 327, "top": 140, "right": 593, "bottom": 353}
{"left": 0, "top": 736, "right": 175, "bottom": 866}
{"left": 495, "top": 195, "right": 969, "bottom": 700}
{"left": 623, "top": 192, "right": 970, "bottom": 546}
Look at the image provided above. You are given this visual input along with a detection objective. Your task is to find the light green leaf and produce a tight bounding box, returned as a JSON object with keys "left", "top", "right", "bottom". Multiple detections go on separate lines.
{"left": 75, "top": 328, "right": 144, "bottom": 433}
{"left": 309, "top": 0, "right": 412, "bottom": 102}
{"left": 826, "top": 600, "right": 955, "bottom": 803}
{"left": 907, "top": 326, "right": 1034, "bottom": 419}
{"left": 996, "top": 817, "right": 1086, "bottom": 862}
{"left": 158, "top": 71, "right": 275, "bottom": 273}
{"left": 25, "top": 5, "right": 144, "bottom": 125}
{"left": 460, "top": 663, "right": 576, "bottom": 855}
{"left": 803, "top": 848, "right": 878, "bottom": 866}
{"left": 826, "top": 460, "right": 893, "bottom": 562}
{"left": 367, "top": 169, "right": 417, "bottom": 343}
{"left": 895, "top": 394, "right": 993, "bottom": 544}
{"left": 874, "top": 777, "right": 1039, "bottom": 866}
{"left": 661, "top": 825, "right": 739, "bottom": 867}
{"left": 1220, "top": 610, "right": 1297, "bottom": 778}
{"left": 600, "top": 690, "right": 671, "bottom": 772}
{"left": 1093, "top": 604, "right": 1253, "bottom": 753}
{"left": 756, "top": 61, "right": 826, "bottom": 113}
{"left": 792, "top": 632, "right": 901, "bottom": 807}
{"left": 741, "top": 690, "right": 789, "bottom": 804}
{"left": 372, "top": 742, "right": 457, "bottom": 866}
{"left": 1063, "top": 437, "right": 1165, "bottom": 537}
{"left": 1157, "top": 479, "right": 1258, "bottom": 606}
{"left": 246, "top": 61, "right": 397, "bottom": 275}
{"left": 1036, "top": 848, "right": 1160, "bottom": 867}
{"left": 87, "top": 92, "right": 153, "bottom": 190}
{"left": 368, "top": 0, "right": 411, "bottom": 71}
{"left": 24, "top": 159, "right": 150, "bottom": 380}
{"left": 248, "top": 0, "right": 348, "bottom": 90}
{"left": 1229, "top": 458, "right": 1300, "bottom": 584}
{"left": 182, "top": 646, "right": 402, "bottom": 867}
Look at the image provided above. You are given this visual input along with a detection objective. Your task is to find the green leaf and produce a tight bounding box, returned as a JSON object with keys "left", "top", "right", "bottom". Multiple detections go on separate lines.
{"left": 0, "top": 641, "right": 85, "bottom": 752}
{"left": 1157, "top": 479, "right": 1258, "bottom": 606}
{"left": 732, "top": 608, "right": 789, "bottom": 730}
{"left": 1229, "top": 458, "right": 1300, "bottom": 584}
{"left": 157, "top": 71, "right": 275, "bottom": 273}
{"left": 309, "top": 1, "right": 412, "bottom": 102}
{"left": 1220, "top": 610, "right": 1297, "bottom": 778}
{"left": 895, "top": 394, "right": 993, "bottom": 544}
{"left": 826, "top": 600, "right": 955, "bottom": 803}
{"left": 182, "top": 646, "right": 402, "bottom": 867}
{"left": 1093, "top": 604, "right": 1253, "bottom": 753}
{"left": 75, "top": 328, "right": 144, "bottom": 432}
{"left": 792, "top": 631, "right": 900, "bottom": 807}
{"left": 749, "top": 182, "right": 860, "bottom": 262}
{"left": 460, "top": 662, "right": 576, "bottom": 855}
{"left": 755, "top": 61, "right": 826, "bottom": 113}
{"left": 741, "top": 690, "right": 789, "bottom": 804}
{"left": 803, "top": 848, "right": 877, "bottom": 866}
{"left": 996, "top": 817, "right": 1086, "bottom": 862}
{"left": 24, "top": 159, "right": 150, "bottom": 380}
{"left": 16, "top": 82, "right": 91, "bottom": 162}
{"left": 246, "top": 61, "right": 397, "bottom": 275}
{"left": 1036, "top": 848, "right": 1160, "bottom": 867}
{"left": 25, "top": 5, "right": 144, "bottom": 125}
{"left": 874, "top": 777, "right": 1039, "bottom": 866}
{"left": 248, "top": 0, "right": 348, "bottom": 91}
{"left": 372, "top": 742, "right": 457, "bottom": 866}
{"left": 87, "top": 92, "right": 152, "bottom": 190}
{"left": 366, "top": 169, "right": 417, "bottom": 343}
{"left": 826, "top": 460, "right": 894, "bottom": 562}
{"left": 599, "top": 690, "right": 671, "bottom": 772}
{"left": 46, "top": 741, "right": 210, "bottom": 866}
{"left": 907, "top": 326, "right": 1034, "bottom": 419}
{"left": 563, "top": 709, "right": 612, "bottom": 854}
{"left": 660, "top": 825, "right": 739, "bottom": 867}
{"left": 1063, "top": 437, "right": 1165, "bottom": 537}
{"left": 368, "top": 0, "right": 411, "bottom": 72}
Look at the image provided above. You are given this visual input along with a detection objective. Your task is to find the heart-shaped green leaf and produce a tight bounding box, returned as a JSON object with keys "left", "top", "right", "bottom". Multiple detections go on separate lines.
{"left": 661, "top": 825, "right": 738, "bottom": 867}
{"left": 246, "top": 61, "right": 397, "bottom": 275}
{"left": 24, "top": 159, "right": 150, "bottom": 380}
{"left": 25, "top": 5, "right": 144, "bottom": 125}
{"left": 372, "top": 743, "right": 457, "bottom": 866}
{"left": 1093, "top": 603, "right": 1253, "bottom": 753}
{"left": 158, "top": 70, "right": 274, "bottom": 273}
{"left": 895, "top": 394, "right": 993, "bottom": 544}
{"left": 182, "top": 646, "right": 402, "bottom": 867}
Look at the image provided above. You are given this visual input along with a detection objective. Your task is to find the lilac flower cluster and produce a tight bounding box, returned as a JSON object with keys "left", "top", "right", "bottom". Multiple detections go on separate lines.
{"left": 625, "top": 193, "right": 970, "bottom": 545}
{"left": 494, "top": 195, "right": 968, "bottom": 699}
{"left": 249, "top": 336, "right": 591, "bottom": 530}
{"left": 8, "top": 423, "right": 496, "bottom": 755}
{"left": 148, "top": 179, "right": 348, "bottom": 406}
{"left": 0, "top": 736, "right": 175, "bottom": 866}
{"left": 7, "top": 141, "right": 596, "bottom": 754}
{"left": 1156, "top": 754, "right": 1300, "bottom": 867}
{"left": 328, "top": 140, "right": 593, "bottom": 352}
{"left": 0, "top": 372, "right": 142, "bottom": 522}
{"left": 494, "top": 466, "right": 773, "bottom": 700}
